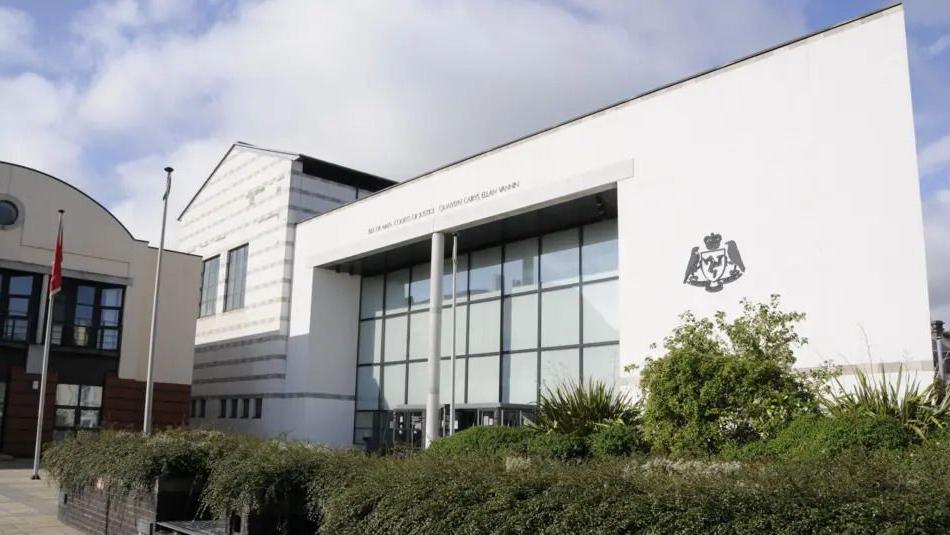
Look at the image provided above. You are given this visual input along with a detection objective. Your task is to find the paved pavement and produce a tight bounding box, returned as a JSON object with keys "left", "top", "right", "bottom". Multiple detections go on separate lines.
{"left": 0, "top": 458, "right": 81, "bottom": 535}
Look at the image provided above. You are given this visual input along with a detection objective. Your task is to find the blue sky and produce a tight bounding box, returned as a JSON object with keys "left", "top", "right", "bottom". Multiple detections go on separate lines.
{"left": 1, "top": 0, "right": 949, "bottom": 317}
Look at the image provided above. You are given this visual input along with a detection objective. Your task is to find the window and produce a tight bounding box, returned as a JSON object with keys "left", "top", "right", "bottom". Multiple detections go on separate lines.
{"left": 0, "top": 270, "right": 37, "bottom": 342}
{"left": 0, "top": 200, "right": 18, "bottom": 226}
{"left": 224, "top": 245, "right": 248, "bottom": 311}
{"left": 53, "top": 384, "right": 102, "bottom": 440}
{"left": 230, "top": 398, "right": 238, "bottom": 419}
{"left": 241, "top": 398, "right": 250, "bottom": 418}
{"left": 253, "top": 398, "right": 262, "bottom": 419}
{"left": 219, "top": 399, "right": 227, "bottom": 418}
{"left": 199, "top": 399, "right": 206, "bottom": 418}
{"left": 191, "top": 399, "right": 197, "bottom": 418}
{"left": 51, "top": 280, "right": 124, "bottom": 351}
{"left": 199, "top": 256, "right": 219, "bottom": 316}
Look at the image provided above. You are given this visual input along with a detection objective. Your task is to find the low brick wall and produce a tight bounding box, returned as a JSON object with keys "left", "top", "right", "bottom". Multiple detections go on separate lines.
{"left": 59, "top": 477, "right": 200, "bottom": 535}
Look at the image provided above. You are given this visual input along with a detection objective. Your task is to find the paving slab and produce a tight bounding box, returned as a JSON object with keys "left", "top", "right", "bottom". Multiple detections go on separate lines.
{"left": 0, "top": 459, "right": 81, "bottom": 535}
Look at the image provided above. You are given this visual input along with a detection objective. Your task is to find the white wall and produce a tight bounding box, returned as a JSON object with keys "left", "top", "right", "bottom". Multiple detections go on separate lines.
{"left": 290, "top": 5, "right": 931, "bottom": 404}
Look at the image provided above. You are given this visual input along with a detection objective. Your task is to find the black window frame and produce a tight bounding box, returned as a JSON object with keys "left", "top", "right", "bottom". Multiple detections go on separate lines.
{"left": 224, "top": 245, "right": 248, "bottom": 312}
{"left": 50, "top": 278, "right": 125, "bottom": 353}
{"left": 219, "top": 399, "right": 227, "bottom": 418}
{"left": 253, "top": 398, "right": 262, "bottom": 419}
{"left": 0, "top": 269, "right": 41, "bottom": 344}
{"left": 53, "top": 383, "right": 103, "bottom": 440}
{"left": 199, "top": 256, "right": 220, "bottom": 317}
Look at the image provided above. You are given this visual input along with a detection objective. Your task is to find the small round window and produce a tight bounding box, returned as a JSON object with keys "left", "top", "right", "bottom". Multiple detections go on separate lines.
{"left": 0, "top": 200, "right": 19, "bottom": 226}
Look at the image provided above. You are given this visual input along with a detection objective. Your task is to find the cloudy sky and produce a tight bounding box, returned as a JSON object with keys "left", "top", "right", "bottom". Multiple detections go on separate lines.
{"left": 1, "top": 0, "right": 949, "bottom": 317}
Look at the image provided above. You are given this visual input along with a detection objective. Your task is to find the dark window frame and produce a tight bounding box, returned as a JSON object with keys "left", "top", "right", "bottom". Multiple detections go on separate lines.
{"left": 53, "top": 383, "right": 102, "bottom": 440}
{"left": 224, "top": 245, "right": 248, "bottom": 312}
{"left": 0, "top": 269, "right": 41, "bottom": 343}
{"left": 199, "top": 256, "right": 220, "bottom": 317}
{"left": 50, "top": 278, "right": 126, "bottom": 353}
{"left": 253, "top": 398, "right": 262, "bottom": 419}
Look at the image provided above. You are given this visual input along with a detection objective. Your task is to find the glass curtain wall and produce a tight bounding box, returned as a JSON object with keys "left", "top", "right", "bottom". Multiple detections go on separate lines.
{"left": 354, "top": 219, "right": 619, "bottom": 446}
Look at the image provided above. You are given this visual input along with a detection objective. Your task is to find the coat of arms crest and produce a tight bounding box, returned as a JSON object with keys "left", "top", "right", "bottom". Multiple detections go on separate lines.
{"left": 683, "top": 233, "right": 745, "bottom": 292}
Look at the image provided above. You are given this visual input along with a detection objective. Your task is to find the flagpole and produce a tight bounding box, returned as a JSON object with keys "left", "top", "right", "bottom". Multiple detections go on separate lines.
{"left": 449, "top": 234, "right": 458, "bottom": 436}
{"left": 143, "top": 167, "right": 172, "bottom": 435}
{"left": 31, "top": 210, "right": 63, "bottom": 480}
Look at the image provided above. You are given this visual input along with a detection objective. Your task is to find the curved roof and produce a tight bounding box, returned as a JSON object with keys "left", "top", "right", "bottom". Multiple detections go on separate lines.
{"left": 0, "top": 160, "right": 138, "bottom": 241}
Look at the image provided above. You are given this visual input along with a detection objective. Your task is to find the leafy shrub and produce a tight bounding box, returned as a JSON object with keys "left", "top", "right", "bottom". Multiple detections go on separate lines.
{"left": 639, "top": 296, "right": 833, "bottom": 454}
{"left": 427, "top": 425, "right": 536, "bottom": 457}
{"left": 732, "top": 413, "right": 916, "bottom": 461}
{"left": 535, "top": 380, "right": 639, "bottom": 435}
{"left": 588, "top": 423, "right": 648, "bottom": 458}
{"left": 527, "top": 432, "right": 589, "bottom": 460}
{"left": 825, "top": 365, "right": 950, "bottom": 439}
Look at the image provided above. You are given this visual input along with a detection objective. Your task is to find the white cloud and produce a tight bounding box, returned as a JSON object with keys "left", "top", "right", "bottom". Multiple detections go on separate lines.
{"left": 930, "top": 34, "right": 950, "bottom": 56}
{"left": 919, "top": 133, "right": 950, "bottom": 175}
{"left": 0, "top": 7, "right": 37, "bottom": 66}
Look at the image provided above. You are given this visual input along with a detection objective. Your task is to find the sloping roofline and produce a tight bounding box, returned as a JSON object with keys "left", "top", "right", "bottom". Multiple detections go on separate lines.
{"left": 177, "top": 141, "right": 395, "bottom": 221}
{"left": 291, "top": 2, "right": 903, "bottom": 226}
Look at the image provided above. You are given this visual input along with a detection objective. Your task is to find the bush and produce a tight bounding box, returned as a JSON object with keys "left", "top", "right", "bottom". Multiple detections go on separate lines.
{"left": 588, "top": 423, "right": 648, "bottom": 458}
{"left": 639, "top": 296, "right": 833, "bottom": 454}
{"left": 825, "top": 365, "right": 950, "bottom": 439}
{"left": 732, "top": 413, "right": 916, "bottom": 461}
{"left": 427, "top": 425, "right": 536, "bottom": 457}
{"left": 535, "top": 380, "right": 639, "bottom": 435}
{"left": 527, "top": 432, "right": 589, "bottom": 460}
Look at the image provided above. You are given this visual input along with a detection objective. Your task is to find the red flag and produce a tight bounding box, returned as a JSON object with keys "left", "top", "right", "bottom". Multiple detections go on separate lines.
{"left": 49, "top": 212, "right": 63, "bottom": 296}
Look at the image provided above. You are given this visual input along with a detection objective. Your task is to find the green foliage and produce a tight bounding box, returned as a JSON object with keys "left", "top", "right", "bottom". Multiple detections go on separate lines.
{"left": 824, "top": 365, "right": 950, "bottom": 440}
{"left": 534, "top": 380, "right": 639, "bottom": 435}
{"left": 639, "top": 296, "right": 833, "bottom": 454}
{"left": 588, "top": 423, "right": 648, "bottom": 458}
{"left": 427, "top": 425, "right": 536, "bottom": 457}
{"left": 527, "top": 432, "right": 589, "bottom": 460}
{"left": 731, "top": 413, "right": 916, "bottom": 461}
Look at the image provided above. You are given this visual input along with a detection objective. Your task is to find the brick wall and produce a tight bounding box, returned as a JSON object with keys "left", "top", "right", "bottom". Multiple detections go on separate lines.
{"left": 101, "top": 374, "right": 191, "bottom": 431}
{"left": 59, "top": 486, "right": 157, "bottom": 535}
{"left": 2, "top": 367, "right": 58, "bottom": 457}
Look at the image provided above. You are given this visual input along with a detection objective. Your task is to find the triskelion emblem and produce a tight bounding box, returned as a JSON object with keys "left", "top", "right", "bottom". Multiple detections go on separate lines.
{"left": 683, "top": 233, "right": 745, "bottom": 292}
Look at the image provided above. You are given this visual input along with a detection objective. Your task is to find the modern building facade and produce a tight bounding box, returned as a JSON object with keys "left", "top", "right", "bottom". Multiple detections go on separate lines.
{"left": 184, "top": 5, "right": 933, "bottom": 449}
{"left": 0, "top": 162, "right": 200, "bottom": 456}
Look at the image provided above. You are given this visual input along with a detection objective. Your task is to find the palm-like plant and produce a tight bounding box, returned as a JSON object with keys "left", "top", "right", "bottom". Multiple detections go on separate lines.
{"left": 824, "top": 365, "right": 950, "bottom": 440}
{"left": 533, "top": 380, "right": 639, "bottom": 435}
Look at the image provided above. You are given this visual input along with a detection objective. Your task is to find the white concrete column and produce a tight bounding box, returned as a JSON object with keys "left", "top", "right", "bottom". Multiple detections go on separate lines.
{"left": 424, "top": 232, "right": 444, "bottom": 448}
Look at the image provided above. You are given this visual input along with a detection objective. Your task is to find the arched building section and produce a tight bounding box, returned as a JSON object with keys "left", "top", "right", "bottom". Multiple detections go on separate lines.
{"left": 0, "top": 162, "right": 201, "bottom": 456}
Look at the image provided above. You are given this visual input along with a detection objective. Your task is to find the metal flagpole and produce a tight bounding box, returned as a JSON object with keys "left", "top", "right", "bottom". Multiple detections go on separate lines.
{"left": 31, "top": 210, "right": 63, "bottom": 480}
{"left": 143, "top": 167, "right": 172, "bottom": 435}
{"left": 449, "top": 234, "right": 458, "bottom": 435}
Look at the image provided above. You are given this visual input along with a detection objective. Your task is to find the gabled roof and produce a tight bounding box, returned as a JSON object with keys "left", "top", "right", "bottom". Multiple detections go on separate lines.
{"left": 177, "top": 141, "right": 395, "bottom": 221}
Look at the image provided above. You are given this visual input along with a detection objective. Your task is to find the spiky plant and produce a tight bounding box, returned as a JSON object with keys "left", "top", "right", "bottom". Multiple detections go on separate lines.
{"left": 824, "top": 365, "right": 950, "bottom": 440}
{"left": 533, "top": 380, "right": 639, "bottom": 435}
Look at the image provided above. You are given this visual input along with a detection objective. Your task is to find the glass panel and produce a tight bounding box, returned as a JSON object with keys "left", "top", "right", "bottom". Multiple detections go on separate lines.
{"left": 80, "top": 386, "right": 102, "bottom": 408}
{"left": 409, "top": 263, "right": 430, "bottom": 310}
{"left": 100, "top": 308, "right": 120, "bottom": 327}
{"left": 357, "top": 319, "right": 383, "bottom": 364}
{"left": 359, "top": 275, "right": 385, "bottom": 319}
{"left": 468, "top": 300, "right": 500, "bottom": 354}
{"left": 100, "top": 288, "right": 123, "bottom": 307}
{"left": 439, "top": 357, "right": 466, "bottom": 404}
{"left": 51, "top": 324, "right": 63, "bottom": 345}
{"left": 582, "top": 220, "right": 618, "bottom": 281}
{"left": 56, "top": 384, "right": 79, "bottom": 405}
{"left": 382, "top": 364, "right": 406, "bottom": 409}
{"left": 541, "top": 228, "right": 579, "bottom": 287}
{"left": 225, "top": 246, "right": 248, "bottom": 311}
{"left": 541, "top": 348, "right": 580, "bottom": 392}
{"left": 3, "top": 319, "right": 27, "bottom": 340}
{"left": 541, "top": 287, "right": 579, "bottom": 347}
{"left": 502, "top": 352, "right": 537, "bottom": 404}
{"left": 467, "top": 355, "right": 499, "bottom": 403}
{"left": 406, "top": 361, "right": 427, "bottom": 405}
{"left": 7, "top": 297, "right": 28, "bottom": 316}
{"left": 503, "top": 237, "right": 538, "bottom": 294}
{"left": 201, "top": 257, "right": 219, "bottom": 316}
{"left": 442, "top": 255, "right": 468, "bottom": 301}
{"left": 469, "top": 246, "right": 501, "bottom": 299}
{"left": 356, "top": 366, "right": 380, "bottom": 409}
{"left": 584, "top": 344, "right": 618, "bottom": 388}
{"left": 440, "top": 305, "right": 467, "bottom": 357}
{"left": 385, "top": 268, "right": 410, "bottom": 314}
{"left": 73, "top": 326, "right": 91, "bottom": 347}
{"left": 55, "top": 408, "right": 75, "bottom": 427}
{"left": 254, "top": 398, "right": 262, "bottom": 418}
{"left": 76, "top": 286, "right": 96, "bottom": 305}
{"left": 502, "top": 294, "right": 537, "bottom": 352}
{"left": 99, "top": 329, "right": 119, "bottom": 350}
{"left": 74, "top": 305, "right": 94, "bottom": 326}
{"left": 383, "top": 315, "right": 407, "bottom": 361}
{"left": 408, "top": 311, "right": 429, "bottom": 360}
{"left": 583, "top": 280, "right": 619, "bottom": 343}
{"left": 9, "top": 275, "right": 32, "bottom": 295}
{"left": 79, "top": 409, "right": 99, "bottom": 428}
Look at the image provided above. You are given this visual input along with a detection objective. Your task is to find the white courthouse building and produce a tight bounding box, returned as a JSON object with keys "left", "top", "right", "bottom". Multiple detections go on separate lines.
{"left": 181, "top": 5, "right": 933, "bottom": 448}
